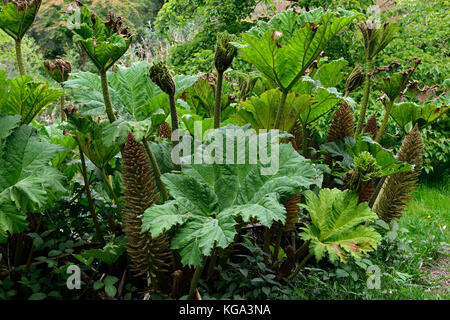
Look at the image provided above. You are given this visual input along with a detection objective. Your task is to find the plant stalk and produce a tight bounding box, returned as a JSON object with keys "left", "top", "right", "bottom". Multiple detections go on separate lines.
{"left": 375, "top": 100, "right": 394, "bottom": 143}
{"left": 263, "top": 227, "right": 271, "bottom": 261}
{"left": 13, "top": 233, "right": 24, "bottom": 267}
{"left": 354, "top": 59, "right": 372, "bottom": 138}
{"left": 168, "top": 94, "right": 179, "bottom": 138}
{"left": 287, "top": 253, "right": 313, "bottom": 280}
{"left": 100, "top": 167, "right": 120, "bottom": 233}
{"left": 272, "top": 228, "right": 283, "bottom": 262}
{"left": 206, "top": 249, "right": 217, "bottom": 280}
{"left": 188, "top": 264, "right": 205, "bottom": 299}
{"left": 60, "top": 91, "right": 66, "bottom": 122}
{"left": 76, "top": 139, "right": 105, "bottom": 246}
{"left": 142, "top": 137, "right": 169, "bottom": 203}
{"left": 100, "top": 167, "right": 120, "bottom": 207}
{"left": 100, "top": 70, "right": 117, "bottom": 123}
{"left": 301, "top": 123, "right": 308, "bottom": 157}
{"left": 273, "top": 90, "right": 288, "bottom": 129}
{"left": 214, "top": 71, "right": 224, "bottom": 129}
{"left": 15, "top": 39, "right": 26, "bottom": 76}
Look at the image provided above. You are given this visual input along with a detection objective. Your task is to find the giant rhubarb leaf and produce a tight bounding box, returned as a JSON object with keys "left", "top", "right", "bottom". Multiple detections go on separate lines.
{"left": 142, "top": 127, "right": 322, "bottom": 266}
{"left": 0, "top": 120, "right": 66, "bottom": 242}
{"left": 390, "top": 102, "right": 449, "bottom": 132}
{"left": 69, "top": 3, "right": 132, "bottom": 72}
{"left": 0, "top": 0, "right": 42, "bottom": 41}
{"left": 300, "top": 188, "right": 381, "bottom": 263}
{"left": 232, "top": 89, "right": 311, "bottom": 132}
{"left": 0, "top": 75, "right": 63, "bottom": 124}
{"left": 237, "top": 8, "right": 362, "bottom": 91}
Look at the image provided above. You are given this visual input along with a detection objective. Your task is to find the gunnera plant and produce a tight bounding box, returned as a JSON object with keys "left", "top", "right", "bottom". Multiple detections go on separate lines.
{"left": 373, "top": 124, "right": 424, "bottom": 221}
{"left": 122, "top": 133, "right": 172, "bottom": 289}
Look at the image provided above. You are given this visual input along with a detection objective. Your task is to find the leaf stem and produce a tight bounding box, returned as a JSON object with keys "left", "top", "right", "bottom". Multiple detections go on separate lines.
{"left": 142, "top": 137, "right": 169, "bottom": 203}
{"left": 188, "top": 263, "right": 205, "bottom": 299}
{"left": 15, "top": 39, "right": 26, "bottom": 76}
{"left": 354, "top": 59, "right": 372, "bottom": 138}
{"left": 375, "top": 100, "right": 394, "bottom": 143}
{"left": 76, "top": 138, "right": 105, "bottom": 246}
{"left": 100, "top": 70, "right": 117, "bottom": 123}
{"left": 287, "top": 252, "right": 312, "bottom": 280}
{"left": 60, "top": 91, "right": 66, "bottom": 122}
{"left": 272, "top": 227, "right": 283, "bottom": 262}
{"left": 214, "top": 72, "right": 224, "bottom": 129}
{"left": 273, "top": 90, "right": 288, "bottom": 129}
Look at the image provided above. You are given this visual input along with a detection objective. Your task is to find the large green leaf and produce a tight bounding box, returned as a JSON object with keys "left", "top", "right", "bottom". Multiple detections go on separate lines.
{"left": 171, "top": 215, "right": 237, "bottom": 267}
{"left": 390, "top": 102, "right": 449, "bottom": 132}
{"left": 299, "top": 188, "right": 381, "bottom": 263}
{"left": 63, "top": 116, "right": 119, "bottom": 169}
{"left": 0, "top": 114, "right": 20, "bottom": 142}
{"left": 183, "top": 74, "right": 233, "bottom": 119}
{"left": 65, "top": 65, "right": 197, "bottom": 145}
{"left": 0, "top": 76, "right": 63, "bottom": 124}
{"left": 142, "top": 128, "right": 322, "bottom": 266}
{"left": 232, "top": 89, "right": 311, "bottom": 132}
{"left": 238, "top": 9, "right": 361, "bottom": 91}
{"left": 70, "top": 4, "right": 132, "bottom": 72}
{"left": 298, "top": 87, "right": 343, "bottom": 125}
{"left": 314, "top": 58, "right": 348, "bottom": 88}
{"left": 0, "top": 0, "right": 42, "bottom": 40}
{"left": 0, "top": 122, "right": 66, "bottom": 242}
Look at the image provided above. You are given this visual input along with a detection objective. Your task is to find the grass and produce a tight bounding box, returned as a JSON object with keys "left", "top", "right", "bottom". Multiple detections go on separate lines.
{"left": 290, "top": 175, "right": 449, "bottom": 300}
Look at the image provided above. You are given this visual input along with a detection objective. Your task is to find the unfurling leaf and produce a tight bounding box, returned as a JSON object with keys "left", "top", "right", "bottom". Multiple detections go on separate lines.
{"left": 299, "top": 188, "right": 381, "bottom": 263}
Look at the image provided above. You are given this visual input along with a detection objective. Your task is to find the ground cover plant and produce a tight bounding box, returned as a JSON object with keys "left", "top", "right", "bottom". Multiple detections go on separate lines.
{"left": 0, "top": 0, "right": 448, "bottom": 301}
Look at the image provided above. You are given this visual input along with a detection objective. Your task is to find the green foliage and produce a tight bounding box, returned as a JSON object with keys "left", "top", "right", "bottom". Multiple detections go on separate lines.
{"left": 294, "top": 0, "right": 374, "bottom": 12}
{"left": 0, "top": 75, "right": 63, "bottom": 124}
{"left": 64, "top": 62, "right": 198, "bottom": 145}
{"left": 200, "top": 238, "right": 294, "bottom": 299}
{"left": 81, "top": 236, "right": 128, "bottom": 265}
{"left": 377, "top": 0, "right": 450, "bottom": 86}
{"left": 0, "top": 119, "right": 66, "bottom": 242}
{"left": 232, "top": 89, "right": 311, "bottom": 132}
{"left": 390, "top": 102, "right": 449, "bottom": 133}
{"left": 0, "top": 30, "right": 44, "bottom": 78}
{"left": 0, "top": 0, "right": 42, "bottom": 41}
{"left": 63, "top": 115, "right": 120, "bottom": 169}
{"left": 237, "top": 8, "right": 362, "bottom": 92}
{"left": 300, "top": 188, "right": 381, "bottom": 263}
{"left": 182, "top": 74, "right": 233, "bottom": 119}
{"left": 359, "top": 21, "right": 399, "bottom": 61}
{"left": 68, "top": 3, "right": 132, "bottom": 72}
{"left": 143, "top": 129, "right": 321, "bottom": 267}
{"left": 323, "top": 135, "right": 413, "bottom": 176}
{"left": 65, "top": 62, "right": 197, "bottom": 117}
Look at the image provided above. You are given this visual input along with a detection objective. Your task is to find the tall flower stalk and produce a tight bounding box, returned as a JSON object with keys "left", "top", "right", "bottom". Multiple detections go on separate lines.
{"left": 43, "top": 59, "right": 72, "bottom": 121}
{"left": 354, "top": 21, "right": 398, "bottom": 138}
{"left": 213, "top": 32, "right": 237, "bottom": 128}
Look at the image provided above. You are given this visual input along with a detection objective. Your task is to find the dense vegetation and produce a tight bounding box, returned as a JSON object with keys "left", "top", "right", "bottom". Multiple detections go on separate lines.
{"left": 0, "top": 0, "right": 448, "bottom": 301}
